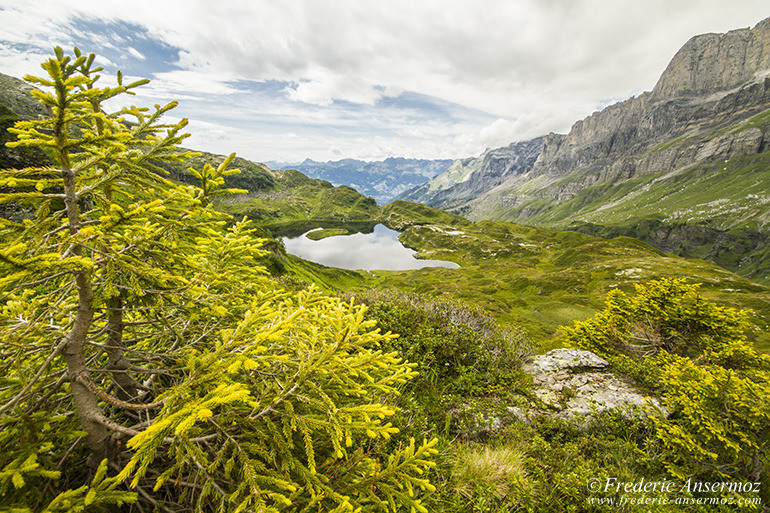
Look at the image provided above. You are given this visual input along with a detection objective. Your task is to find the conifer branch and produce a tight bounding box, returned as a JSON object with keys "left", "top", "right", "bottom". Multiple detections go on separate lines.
{"left": 75, "top": 373, "right": 165, "bottom": 411}
{"left": 0, "top": 338, "right": 67, "bottom": 414}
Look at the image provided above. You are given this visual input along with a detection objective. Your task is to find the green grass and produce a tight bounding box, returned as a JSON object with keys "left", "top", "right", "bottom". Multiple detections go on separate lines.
{"left": 278, "top": 213, "right": 770, "bottom": 352}
{"left": 479, "top": 150, "right": 770, "bottom": 284}
{"left": 216, "top": 171, "right": 380, "bottom": 237}
{"left": 380, "top": 200, "right": 472, "bottom": 230}
{"left": 305, "top": 227, "right": 349, "bottom": 240}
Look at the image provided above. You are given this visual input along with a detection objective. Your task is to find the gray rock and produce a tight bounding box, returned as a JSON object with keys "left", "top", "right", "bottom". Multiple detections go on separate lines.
{"left": 694, "top": 127, "right": 764, "bottom": 162}
{"left": 652, "top": 18, "right": 770, "bottom": 99}
{"left": 397, "top": 138, "right": 544, "bottom": 209}
{"left": 521, "top": 348, "right": 666, "bottom": 423}
{"left": 522, "top": 348, "right": 608, "bottom": 374}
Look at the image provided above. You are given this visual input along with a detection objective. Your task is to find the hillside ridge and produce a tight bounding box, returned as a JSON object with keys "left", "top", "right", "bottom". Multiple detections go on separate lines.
{"left": 398, "top": 16, "right": 770, "bottom": 284}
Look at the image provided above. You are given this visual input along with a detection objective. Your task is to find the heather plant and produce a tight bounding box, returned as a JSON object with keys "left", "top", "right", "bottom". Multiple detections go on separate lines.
{"left": 351, "top": 289, "right": 532, "bottom": 397}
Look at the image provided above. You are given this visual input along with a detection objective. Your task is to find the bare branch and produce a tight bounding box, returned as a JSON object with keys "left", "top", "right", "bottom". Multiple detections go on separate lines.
{"left": 75, "top": 373, "right": 165, "bottom": 411}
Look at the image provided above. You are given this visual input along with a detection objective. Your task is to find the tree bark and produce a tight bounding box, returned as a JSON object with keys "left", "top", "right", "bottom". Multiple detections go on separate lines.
{"left": 61, "top": 163, "right": 114, "bottom": 466}
{"left": 105, "top": 296, "right": 141, "bottom": 400}
{"left": 751, "top": 427, "right": 767, "bottom": 482}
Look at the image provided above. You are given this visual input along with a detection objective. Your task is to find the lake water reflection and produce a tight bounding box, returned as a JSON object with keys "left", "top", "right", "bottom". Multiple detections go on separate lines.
{"left": 282, "top": 224, "right": 460, "bottom": 271}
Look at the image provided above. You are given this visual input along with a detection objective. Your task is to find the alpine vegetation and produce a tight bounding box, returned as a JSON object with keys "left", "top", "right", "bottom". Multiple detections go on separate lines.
{"left": 0, "top": 48, "right": 437, "bottom": 512}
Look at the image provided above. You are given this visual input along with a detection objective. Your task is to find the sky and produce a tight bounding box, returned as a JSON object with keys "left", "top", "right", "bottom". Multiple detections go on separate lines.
{"left": 0, "top": 1, "right": 768, "bottom": 163}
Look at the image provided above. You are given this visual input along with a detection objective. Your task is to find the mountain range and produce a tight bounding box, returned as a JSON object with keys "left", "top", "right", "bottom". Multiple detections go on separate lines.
{"left": 1, "top": 18, "right": 769, "bottom": 288}
{"left": 400, "top": 17, "right": 770, "bottom": 284}
{"left": 266, "top": 157, "right": 453, "bottom": 204}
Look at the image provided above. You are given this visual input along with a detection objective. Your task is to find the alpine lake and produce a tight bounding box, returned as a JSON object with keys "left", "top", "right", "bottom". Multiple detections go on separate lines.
{"left": 282, "top": 224, "right": 460, "bottom": 271}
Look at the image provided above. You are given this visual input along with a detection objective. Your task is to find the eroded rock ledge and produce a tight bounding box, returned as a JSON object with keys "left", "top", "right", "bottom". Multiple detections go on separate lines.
{"left": 517, "top": 348, "right": 666, "bottom": 422}
{"left": 453, "top": 348, "right": 667, "bottom": 439}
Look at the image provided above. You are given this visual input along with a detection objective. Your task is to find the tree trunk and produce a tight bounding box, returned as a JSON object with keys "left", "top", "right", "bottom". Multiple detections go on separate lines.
{"left": 751, "top": 427, "right": 767, "bottom": 482}
{"left": 105, "top": 296, "right": 141, "bottom": 400}
{"left": 61, "top": 165, "right": 114, "bottom": 466}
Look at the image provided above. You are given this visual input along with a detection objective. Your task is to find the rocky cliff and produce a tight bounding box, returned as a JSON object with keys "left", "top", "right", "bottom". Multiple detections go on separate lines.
{"left": 497, "top": 18, "right": 770, "bottom": 206}
{"left": 397, "top": 137, "right": 544, "bottom": 208}
{"left": 400, "top": 17, "right": 770, "bottom": 283}
{"left": 653, "top": 17, "right": 770, "bottom": 99}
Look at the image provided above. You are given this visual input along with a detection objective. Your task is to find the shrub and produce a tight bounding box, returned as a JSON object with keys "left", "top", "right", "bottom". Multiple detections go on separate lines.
{"left": 350, "top": 289, "right": 532, "bottom": 397}
{"left": 562, "top": 278, "right": 770, "bottom": 501}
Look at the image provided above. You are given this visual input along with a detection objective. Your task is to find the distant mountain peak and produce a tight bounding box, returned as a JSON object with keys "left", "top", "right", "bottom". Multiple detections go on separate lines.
{"left": 271, "top": 156, "right": 454, "bottom": 204}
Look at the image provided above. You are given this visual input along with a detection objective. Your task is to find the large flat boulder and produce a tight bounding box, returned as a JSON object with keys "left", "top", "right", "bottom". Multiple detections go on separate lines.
{"left": 519, "top": 348, "right": 666, "bottom": 422}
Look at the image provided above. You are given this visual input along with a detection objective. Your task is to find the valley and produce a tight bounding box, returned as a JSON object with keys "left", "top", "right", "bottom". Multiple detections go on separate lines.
{"left": 2, "top": 15, "right": 770, "bottom": 511}
{"left": 273, "top": 201, "right": 770, "bottom": 352}
{"left": 398, "top": 19, "right": 770, "bottom": 286}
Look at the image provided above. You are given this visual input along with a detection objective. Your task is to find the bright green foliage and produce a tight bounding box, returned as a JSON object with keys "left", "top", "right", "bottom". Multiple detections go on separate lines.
{"left": 563, "top": 278, "right": 753, "bottom": 360}
{"left": 0, "top": 48, "right": 437, "bottom": 512}
{"left": 563, "top": 278, "right": 770, "bottom": 498}
{"left": 651, "top": 353, "right": 769, "bottom": 483}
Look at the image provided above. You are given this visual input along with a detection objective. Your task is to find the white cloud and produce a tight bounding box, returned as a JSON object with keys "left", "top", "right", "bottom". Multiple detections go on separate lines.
{"left": 285, "top": 75, "right": 383, "bottom": 106}
{"left": 147, "top": 70, "right": 244, "bottom": 97}
{"left": 126, "top": 46, "right": 145, "bottom": 60}
{"left": 1, "top": 0, "right": 768, "bottom": 161}
{"left": 478, "top": 119, "right": 521, "bottom": 149}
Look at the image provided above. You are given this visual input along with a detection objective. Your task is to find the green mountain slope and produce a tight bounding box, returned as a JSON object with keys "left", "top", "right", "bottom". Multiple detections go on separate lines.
{"left": 279, "top": 201, "right": 770, "bottom": 353}
{"left": 469, "top": 120, "right": 770, "bottom": 284}
{"left": 215, "top": 168, "right": 380, "bottom": 237}
{"left": 400, "top": 20, "right": 770, "bottom": 285}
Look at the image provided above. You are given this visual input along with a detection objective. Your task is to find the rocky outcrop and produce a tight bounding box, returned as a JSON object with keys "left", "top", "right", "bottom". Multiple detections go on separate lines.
{"left": 539, "top": 17, "right": 770, "bottom": 178}
{"left": 528, "top": 81, "right": 770, "bottom": 190}
{"left": 514, "top": 19, "right": 770, "bottom": 196}
{"left": 519, "top": 349, "right": 665, "bottom": 423}
{"left": 452, "top": 348, "right": 665, "bottom": 439}
{"left": 652, "top": 17, "right": 770, "bottom": 99}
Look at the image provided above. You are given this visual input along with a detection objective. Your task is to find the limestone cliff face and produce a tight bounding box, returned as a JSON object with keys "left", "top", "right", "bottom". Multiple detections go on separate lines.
{"left": 495, "top": 17, "right": 770, "bottom": 202}
{"left": 397, "top": 137, "right": 543, "bottom": 208}
{"left": 652, "top": 18, "right": 770, "bottom": 99}
{"left": 532, "top": 94, "right": 650, "bottom": 178}
{"left": 440, "top": 138, "right": 543, "bottom": 203}
{"left": 404, "top": 18, "right": 770, "bottom": 215}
